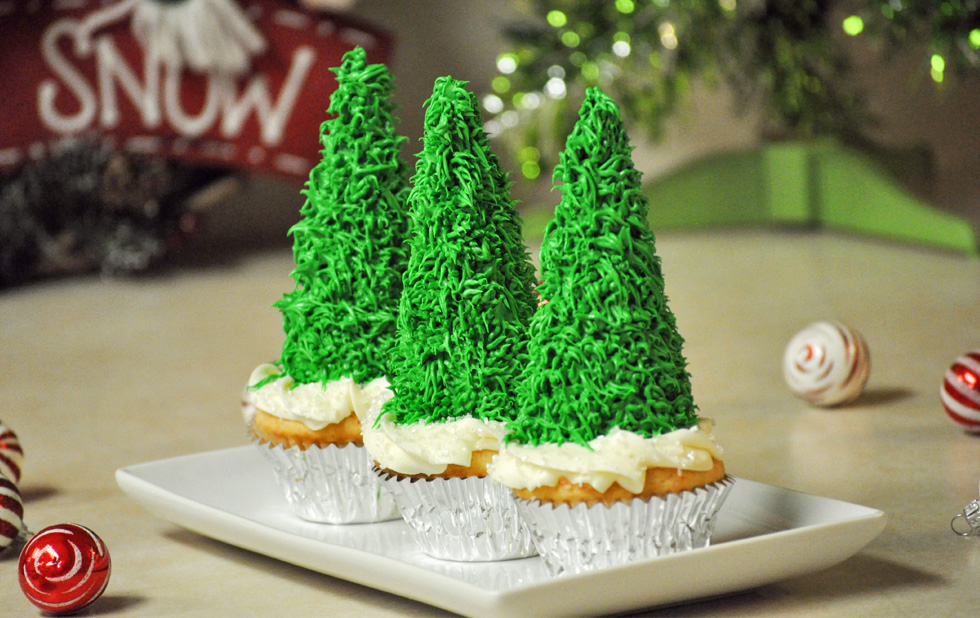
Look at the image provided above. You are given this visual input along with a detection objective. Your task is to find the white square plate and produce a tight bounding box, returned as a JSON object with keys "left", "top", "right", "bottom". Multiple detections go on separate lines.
{"left": 116, "top": 446, "right": 885, "bottom": 618}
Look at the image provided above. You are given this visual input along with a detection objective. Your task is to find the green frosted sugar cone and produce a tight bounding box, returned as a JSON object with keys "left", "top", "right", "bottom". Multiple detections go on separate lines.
{"left": 507, "top": 87, "right": 699, "bottom": 447}
{"left": 274, "top": 46, "right": 411, "bottom": 387}
{"left": 382, "top": 75, "right": 537, "bottom": 428}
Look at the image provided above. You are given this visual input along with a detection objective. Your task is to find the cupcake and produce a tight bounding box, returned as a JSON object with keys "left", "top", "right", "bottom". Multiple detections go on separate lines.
{"left": 243, "top": 47, "right": 410, "bottom": 524}
{"left": 487, "top": 88, "right": 733, "bottom": 575}
{"left": 359, "top": 76, "right": 538, "bottom": 561}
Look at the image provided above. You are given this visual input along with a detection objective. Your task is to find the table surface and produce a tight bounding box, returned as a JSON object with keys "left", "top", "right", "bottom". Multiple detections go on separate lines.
{"left": 2, "top": 228, "right": 979, "bottom": 617}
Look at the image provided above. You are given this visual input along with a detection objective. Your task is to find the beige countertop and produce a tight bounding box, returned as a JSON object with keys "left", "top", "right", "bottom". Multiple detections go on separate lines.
{"left": 2, "top": 228, "right": 979, "bottom": 617}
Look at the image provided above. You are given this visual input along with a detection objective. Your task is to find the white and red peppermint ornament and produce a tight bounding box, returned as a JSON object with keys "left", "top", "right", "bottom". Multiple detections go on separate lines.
{"left": 783, "top": 321, "right": 871, "bottom": 407}
{"left": 941, "top": 350, "right": 980, "bottom": 433}
{"left": 19, "top": 524, "right": 111, "bottom": 615}
{"left": 0, "top": 420, "right": 112, "bottom": 613}
{"left": 0, "top": 474, "right": 24, "bottom": 553}
{"left": 0, "top": 420, "right": 24, "bottom": 484}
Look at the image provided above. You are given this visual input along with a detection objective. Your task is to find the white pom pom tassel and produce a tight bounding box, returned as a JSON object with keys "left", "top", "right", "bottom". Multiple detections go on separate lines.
{"left": 79, "top": 0, "right": 267, "bottom": 75}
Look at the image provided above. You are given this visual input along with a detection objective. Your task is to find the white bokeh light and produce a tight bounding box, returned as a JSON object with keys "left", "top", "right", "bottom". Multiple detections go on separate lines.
{"left": 521, "top": 92, "right": 543, "bottom": 109}
{"left": 496, "top": 55, "right": 518, "bottom": 74}
{"left": 482, "top": 94, "right": 504, "bottom": 114}
{"left": 545, "top": 77, "right": 567, "bottom": 99}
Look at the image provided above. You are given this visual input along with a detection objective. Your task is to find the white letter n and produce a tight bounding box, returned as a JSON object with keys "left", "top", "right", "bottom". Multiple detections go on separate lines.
{"left": 96, "top": 35, "right": 161, "bottom": 129}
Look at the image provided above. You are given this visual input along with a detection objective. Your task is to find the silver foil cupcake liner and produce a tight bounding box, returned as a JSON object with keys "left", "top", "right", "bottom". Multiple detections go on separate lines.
{"left": 377, "top": 470, "right": 537, "bottom": 561}
{"left": 255, "top": 440, "right": 400, "bottom": 524}
{"left": 515, "top": 475, "right": 734, "bottom": 576}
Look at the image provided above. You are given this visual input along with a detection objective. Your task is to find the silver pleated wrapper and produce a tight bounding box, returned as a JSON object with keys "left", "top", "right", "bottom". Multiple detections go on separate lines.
{"left": 515, "top": 475, "right": 735, "bottom": 576}
{"left": 255, "top": 440, "right": 400, "bottom": 524}
{"left": 377, "top": 470, "right": 537, "bottom": 561}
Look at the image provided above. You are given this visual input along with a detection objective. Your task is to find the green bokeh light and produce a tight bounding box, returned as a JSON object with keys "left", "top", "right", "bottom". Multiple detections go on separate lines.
{"left": 519, "top": 145, "right": 540, "bottom": 162}
{"left": 615, "top": 0, "right": 635, "bottom": 14}
{"left": 842, "top": 15, "right": 864, "bottom": 36}
{"left": 581, "top": 62, "right": 600, "bottom": 81}
{"left": 546, "top": 10, "right": 567, "bottom": 28}
{"left": 521, "top": 160, "right": 541, "bottom": 180}
{"left": 930, "top": 54, "right": 945, "bottom": 82}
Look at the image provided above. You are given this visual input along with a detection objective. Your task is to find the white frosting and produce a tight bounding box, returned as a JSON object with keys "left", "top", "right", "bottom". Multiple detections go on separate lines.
{"left": 354, "top": 377, "right": 507, "bottom": 476}
{"left": 242, "top": 363, "right": 355, "bottom": 431}
{"left": 487, "top": 421, "right": 723, "bottom": 494}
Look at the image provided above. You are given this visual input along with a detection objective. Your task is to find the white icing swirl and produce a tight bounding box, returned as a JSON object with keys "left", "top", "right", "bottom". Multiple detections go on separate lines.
{"left": 487, "top": 421, "right": 723, "bottom": 494}
{"left": 353, "top": 377, "right": 507, "bottom": 476}
{"left": 243, "top": 363, "right": 355, "bottom": 431}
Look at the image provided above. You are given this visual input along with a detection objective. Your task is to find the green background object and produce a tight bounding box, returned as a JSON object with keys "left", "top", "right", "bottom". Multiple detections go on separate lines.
{"left": 643, "top": 141, "right": 978, "bottom": 254}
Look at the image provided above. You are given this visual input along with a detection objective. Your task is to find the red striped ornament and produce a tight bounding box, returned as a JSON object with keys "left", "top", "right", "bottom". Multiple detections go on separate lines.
{"left": 0, "top": 474, "right": 24, "bottom": 552}
{"left": 783, "top": 321, "right": 871, "bottom": 407}
{"left": 0, "top": 420, "right": 23, "bottom": 484}
{"left": 941, "top": 350, "right": 980, "bottom": 433}
{"left": 19, "top": 524, "right": 111, "bottom": 615}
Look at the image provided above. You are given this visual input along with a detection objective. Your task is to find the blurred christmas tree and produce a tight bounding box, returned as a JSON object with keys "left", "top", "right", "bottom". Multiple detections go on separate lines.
{"left": 485, "top": 0, "right": 980, "bottom": 180}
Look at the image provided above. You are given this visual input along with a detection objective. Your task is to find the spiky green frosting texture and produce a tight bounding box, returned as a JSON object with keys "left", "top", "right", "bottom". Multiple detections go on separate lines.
{"left": 506, "top": 88, "right": 698, "bottom": 446}
{"left": 382, "top": 76, "right": 537, "bottom": 426}
{"left": 275, "top": 47, "right": 410, "bottom": 385}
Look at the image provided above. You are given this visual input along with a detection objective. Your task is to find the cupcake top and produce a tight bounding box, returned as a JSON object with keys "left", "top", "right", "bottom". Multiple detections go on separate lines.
{"left": 353, "top": 377, "right": 508, "bottom": 475}
{"left": 490, "top": 422, "right": 721, "bottom": 493}
{"left": 503, "top": 87, "right": 702, "bottom": 448}
{"left": 270, "top": 46, "right": 411, "bottom": 389}
{"left": 378, "top": 76, "right": 537, "bottom": 430}
{"left": 243, "top": 364, "right": 355, "bottom": 431}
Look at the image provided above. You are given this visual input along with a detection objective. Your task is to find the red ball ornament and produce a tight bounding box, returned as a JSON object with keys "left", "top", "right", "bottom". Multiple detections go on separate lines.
{"left": 0, "top": 474, "right": 24, "bottom": 553}
{"left": 941, "top": 350, "right": 980, "bottom": 433}
{"left": 0, "top": 420, "right": 24, "bottom": 484}
{"left": 19, "top": 524, "right": 111, "bottom": 615}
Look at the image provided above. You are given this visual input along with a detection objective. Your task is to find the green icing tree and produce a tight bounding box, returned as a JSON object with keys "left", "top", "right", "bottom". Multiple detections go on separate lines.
{"left": 507, "top": 88, "right": 698, "bottom": 447}
{"left": 383, "top": 76, "right": 537, "bottom": 426}
{"left": 275, "top": 47, "right": 410, "bottom": 386}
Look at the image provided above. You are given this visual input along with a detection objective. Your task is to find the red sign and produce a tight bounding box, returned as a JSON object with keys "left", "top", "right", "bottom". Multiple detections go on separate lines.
{"left": 0, "top": 0, "right": 392, "bottom": 180}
